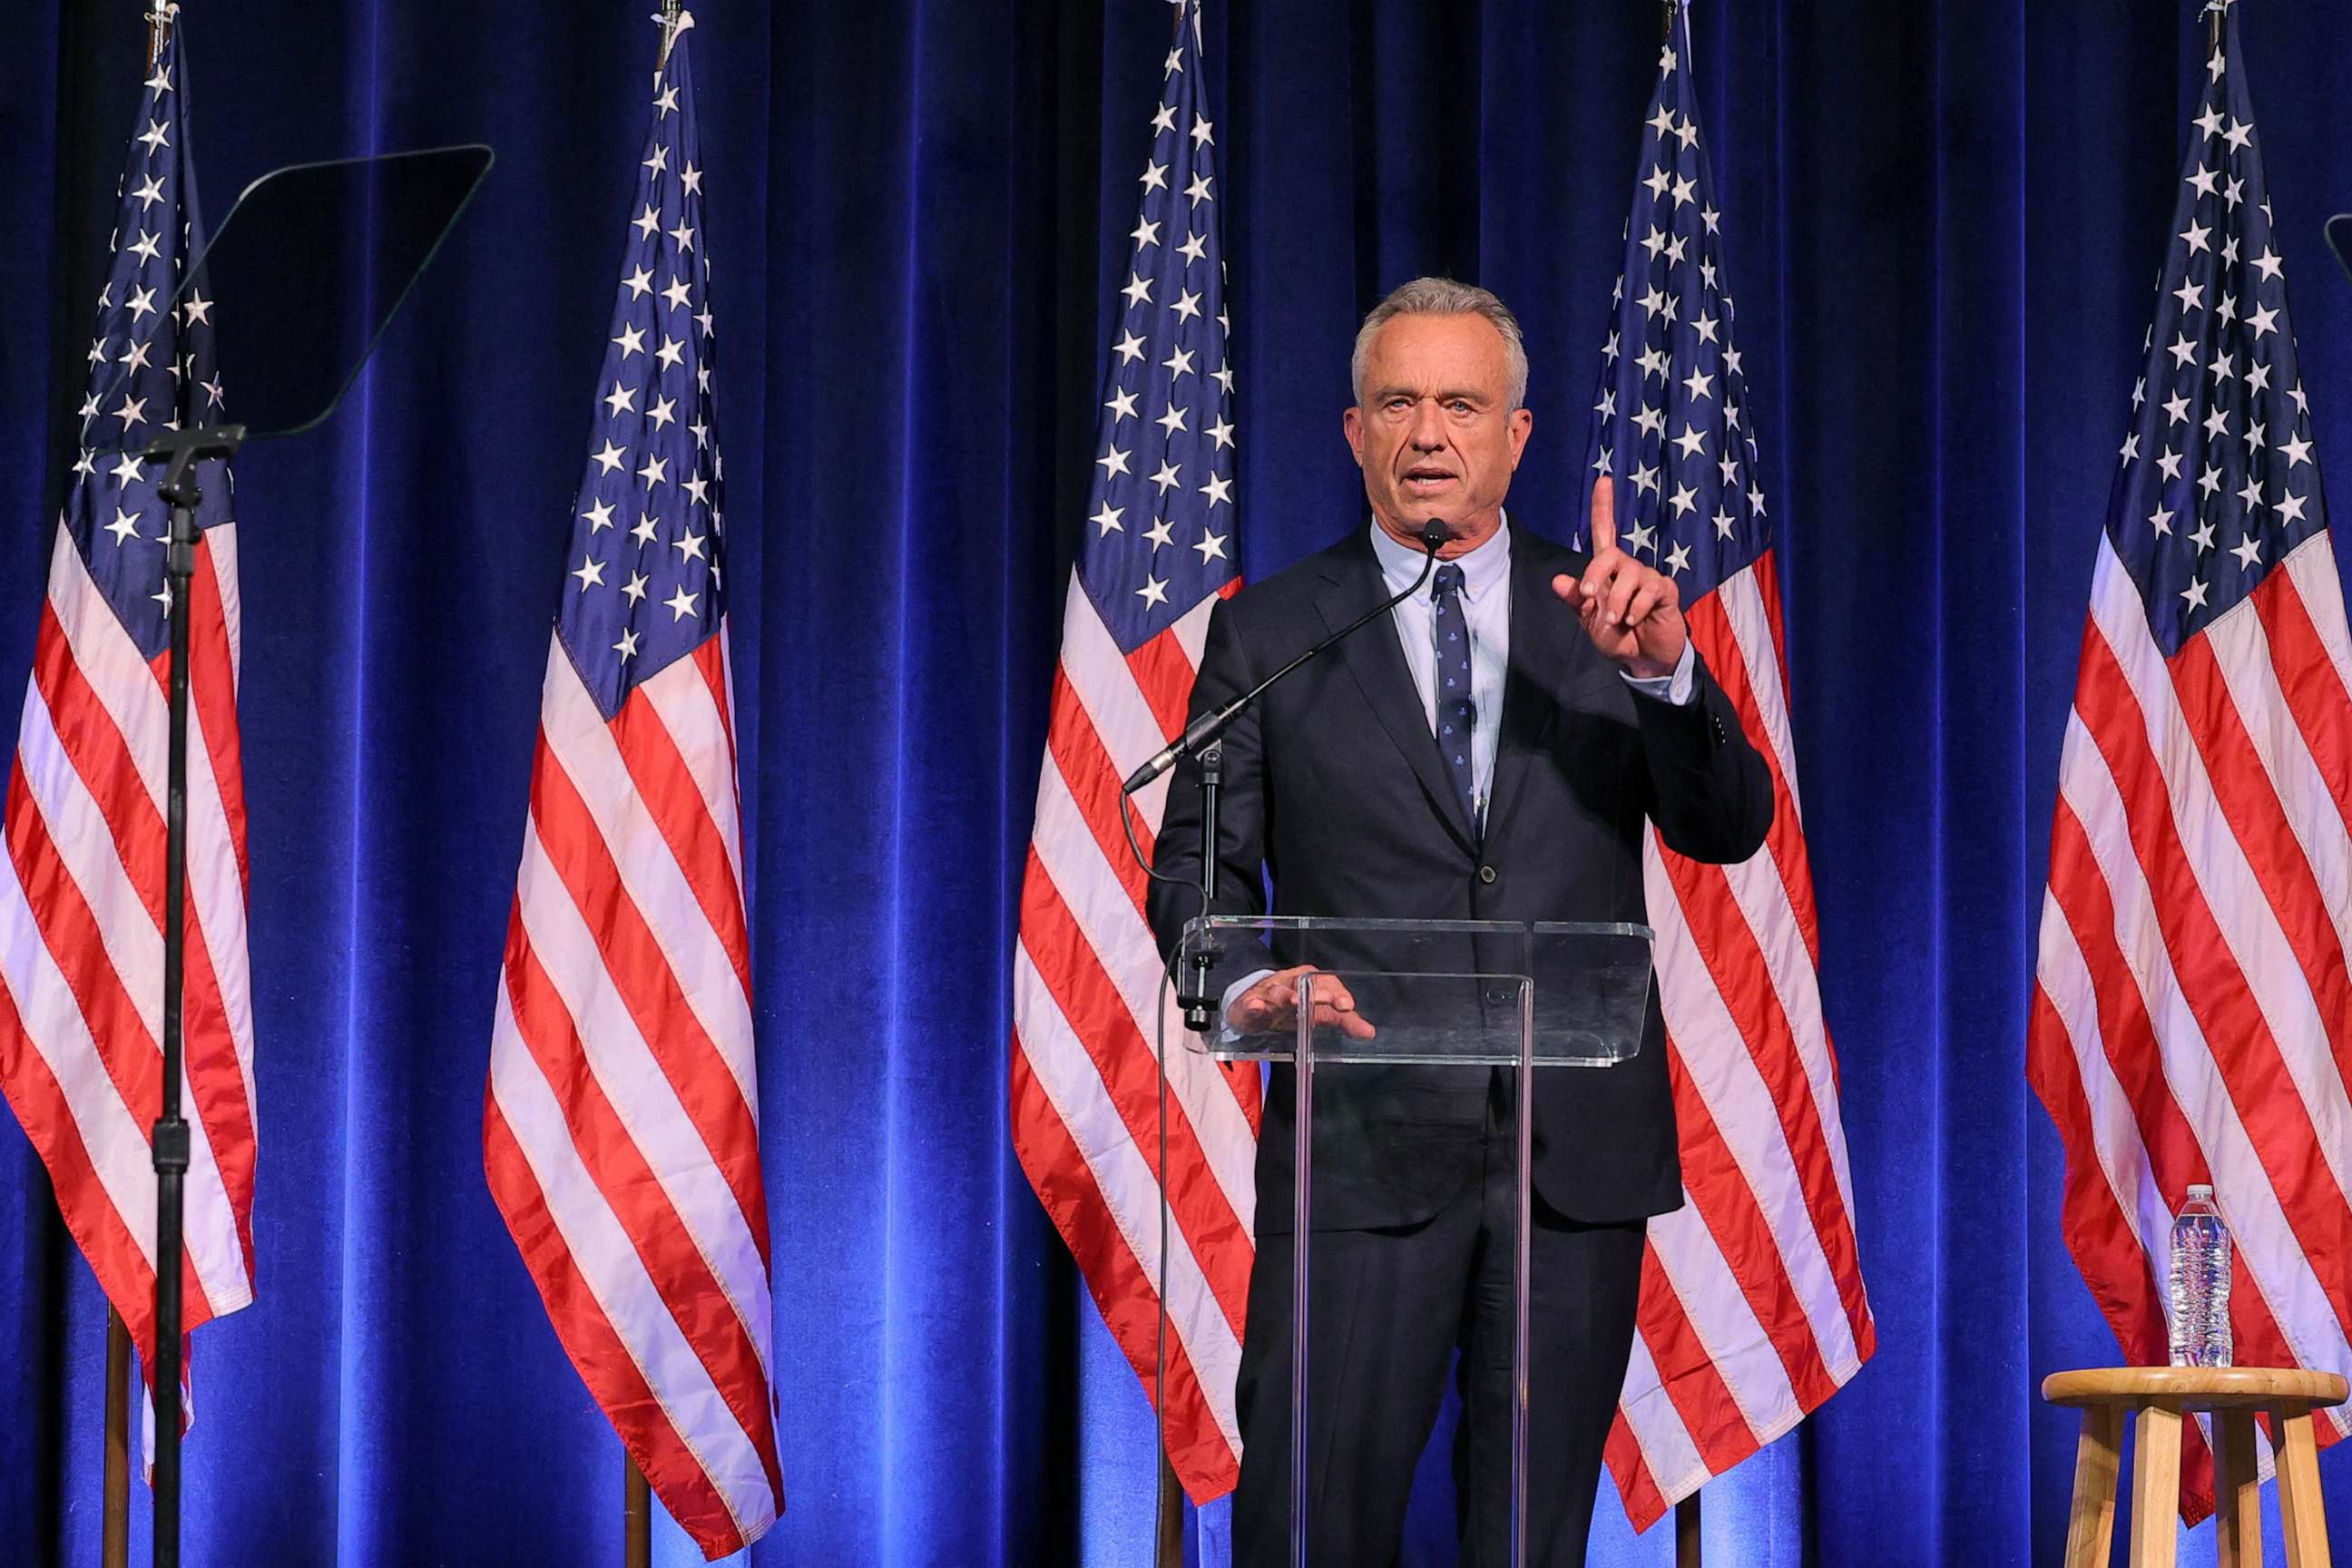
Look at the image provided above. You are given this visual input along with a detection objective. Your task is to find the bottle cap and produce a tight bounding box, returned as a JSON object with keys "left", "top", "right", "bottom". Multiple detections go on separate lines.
{"left": 2188, "top": 1183, "right": 2214, "bottom": 1200}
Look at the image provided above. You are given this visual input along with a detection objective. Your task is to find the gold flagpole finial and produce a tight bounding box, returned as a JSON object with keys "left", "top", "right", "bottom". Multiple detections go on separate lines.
{"left": 145, "top": 1, "right": 178, "bottom": 65}
{"left": 655, "top": 2, "right": 691, "bottom": 72}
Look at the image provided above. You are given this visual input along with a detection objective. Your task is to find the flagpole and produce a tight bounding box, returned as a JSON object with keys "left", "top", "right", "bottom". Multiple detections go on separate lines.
{"left": 111, "top": 12, "right": 174, "bottom": 1559}
{"left": 623, "top": 1456, "right": 651, "bottom": 1568}
{"left": 1651, "top": 0, "right": 1713, "bottom": 1551}
{"left": 117, "top": 26, "right": 176, "bottom": 1559}
{"left": 615, "top": 9, "right": 676, "bottom": 1555}
{"left": 1676, "top": 1487, "right": 1701, "bottom": 1568}
{"left": 1155, "top": 1459, "right": 1182, "bottom": 1564}
{"left": 621, "top": 16, "right": 679, "bottom": 1564}
{"left": 103, "top": 1308, "right": 131, "bottom": 1568}
{"left": 1153, "top": 9, "right": 1190, "bottom": 1553}
{"left": 658, "top": 0, "right": 685, "bottom": 70}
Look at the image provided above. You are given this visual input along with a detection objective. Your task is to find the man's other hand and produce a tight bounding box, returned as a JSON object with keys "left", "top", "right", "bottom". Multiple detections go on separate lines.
{"left": 1227, "top": 965, "right": 1377, "bottom": 1041}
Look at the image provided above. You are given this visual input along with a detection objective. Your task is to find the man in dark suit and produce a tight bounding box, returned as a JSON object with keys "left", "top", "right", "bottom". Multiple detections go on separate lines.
{"left": 1148, "top": 278, "right": 1773, "bottom": 1565}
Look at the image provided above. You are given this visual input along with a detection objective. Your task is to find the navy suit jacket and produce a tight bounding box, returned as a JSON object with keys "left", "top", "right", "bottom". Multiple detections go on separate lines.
{"left": 1147, "top": 525, "right": 1774, "bottom": 1232}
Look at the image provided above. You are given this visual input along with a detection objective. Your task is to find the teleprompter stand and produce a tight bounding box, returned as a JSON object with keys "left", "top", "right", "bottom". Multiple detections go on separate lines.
{"left": 87, "top": 142, "right": 493, "bottom": 1567}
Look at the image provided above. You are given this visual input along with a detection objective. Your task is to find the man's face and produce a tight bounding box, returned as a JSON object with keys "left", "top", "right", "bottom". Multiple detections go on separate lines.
{"left": 1343, "top": 311, "right": 1534, "bottom": 554}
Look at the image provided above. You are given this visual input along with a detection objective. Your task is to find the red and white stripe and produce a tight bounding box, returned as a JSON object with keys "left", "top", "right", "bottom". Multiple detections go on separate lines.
{"left": 1012, "top": 580, "right": 1262, "bottom": 1499}
{"left": 485, "top": 636, "right": 783, "bottom": 1554}
{"left": 2026, "top": 531, "right": 2352, "bottom": 1524}
{"left": 0, "top": 516, "right": 258, "bottom": 1386}
{"left": 1605, "top": 552, "right": 1877, "bottom": 1529}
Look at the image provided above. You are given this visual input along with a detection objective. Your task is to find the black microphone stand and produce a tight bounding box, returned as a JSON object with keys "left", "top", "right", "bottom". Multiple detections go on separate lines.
{"left": 1125, "top": 522, "right": 1450, "bottom": 1031}
{"left": 138, "top": 418, "right": 245, "bottom": 1568}
{"left": 1186, "top": 740, "right": 1225, "bottom": 1034}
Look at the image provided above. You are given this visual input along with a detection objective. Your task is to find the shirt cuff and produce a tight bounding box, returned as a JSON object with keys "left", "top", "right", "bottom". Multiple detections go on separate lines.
{"left": 1621, "top": 640, "right": 1697, "bottom": 706}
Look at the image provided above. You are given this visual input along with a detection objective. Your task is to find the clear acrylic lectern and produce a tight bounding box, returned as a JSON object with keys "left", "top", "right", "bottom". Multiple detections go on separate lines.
{"left": 1156, "top": 915, "right": 1652, "bottom": 1567}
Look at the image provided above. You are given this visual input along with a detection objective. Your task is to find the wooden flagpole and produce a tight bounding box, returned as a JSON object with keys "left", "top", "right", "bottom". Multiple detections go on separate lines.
{"left": 100, "top": 15, "right": 178, "bottom": 1568}
{"left": 1155, "top": 1455, "right": 1182, "bottom": 1564}
{"left": 623, "top": 1457, "right": 652, "bottom": 1568}
{"left": 1662, "top": 3, "right": 1702, "bottom": 1560}
{"left": 1676, "top": 1487, "right": 1701, "bottom": 1568}
{"left": 621, "top": 9, "right": 684, "bottom": 1568}
{"left": 102, "top": 1309, "right": 132, "bottom": 1568}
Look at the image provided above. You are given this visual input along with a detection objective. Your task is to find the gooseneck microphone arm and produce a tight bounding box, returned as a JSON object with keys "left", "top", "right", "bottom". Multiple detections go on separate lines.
{"left": 1132, "top": 518, "right": 1450, "bottom": 1031}
{"left": 1122, "top": 519, "right": 1449, "bottom": 795}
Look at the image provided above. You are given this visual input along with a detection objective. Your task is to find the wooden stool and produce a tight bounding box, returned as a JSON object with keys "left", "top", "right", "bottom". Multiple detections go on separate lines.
{"left": 2042, "top": 1367, "right": 2347, "bottom": 1568}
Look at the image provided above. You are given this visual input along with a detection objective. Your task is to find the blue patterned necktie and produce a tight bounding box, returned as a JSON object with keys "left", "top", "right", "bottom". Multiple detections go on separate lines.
{"left": 1431, "top": 563, "right": 1480, "bottom": 833}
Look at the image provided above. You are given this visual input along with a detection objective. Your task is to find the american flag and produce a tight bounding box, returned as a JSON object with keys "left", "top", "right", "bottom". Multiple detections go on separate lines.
{"left": 1010, "top": 0, "right": 1259, "bottom": 1501}
{"left": 481, "top": 13, "right": 782, "bottom": 1557}
{"left": 2026, "top": 0, "right": 2352, "bottom": 1524}
{"left": 1576, "top": 10, "right": 1875, "bottom": 1529}
{"left": 0, "top": 13, "right": 255, "bottom": 1429}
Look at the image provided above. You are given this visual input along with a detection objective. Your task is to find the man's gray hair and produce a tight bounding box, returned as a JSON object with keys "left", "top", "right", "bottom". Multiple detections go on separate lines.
{"left": 1350, "top": 277, "right": 1530, "bottom": 411}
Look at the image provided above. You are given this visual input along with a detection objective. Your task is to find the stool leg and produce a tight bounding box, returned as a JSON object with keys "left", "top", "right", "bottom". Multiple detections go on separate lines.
{"left": 2131, "top": 1406, "right": 2183, "bottom": 1568}
{"left": 2272, "top": 1406, "right": 2331, "bottom": 1568}
{"left": 2064, "top": 1406, "right": 2125, "bottom": 1568}
{"left": 2213, "top": 1409, "right": 2262, "bottom": 1568}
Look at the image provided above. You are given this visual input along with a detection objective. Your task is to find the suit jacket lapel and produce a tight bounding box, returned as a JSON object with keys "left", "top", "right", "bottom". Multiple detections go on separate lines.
{"left": 1485, "top": 545, "right": 1575, "bottom": 846}
{"left": 1316, "top": 538, "right": 1479, "bottom": 853}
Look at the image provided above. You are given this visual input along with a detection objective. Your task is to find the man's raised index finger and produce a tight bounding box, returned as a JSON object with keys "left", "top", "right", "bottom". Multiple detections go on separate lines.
{"left": 1590, "top": 474, "right": 1617, "bottom": 555}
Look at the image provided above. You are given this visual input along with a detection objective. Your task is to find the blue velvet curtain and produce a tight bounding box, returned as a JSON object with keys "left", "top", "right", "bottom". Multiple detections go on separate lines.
{"left": 5, "top": 0, "right": 2352, "bottom": 1563}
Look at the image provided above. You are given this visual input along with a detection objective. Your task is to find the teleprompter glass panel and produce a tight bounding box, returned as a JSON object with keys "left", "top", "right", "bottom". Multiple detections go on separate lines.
{"left": 87, "top": 144, "right": 494, "bottom": 446}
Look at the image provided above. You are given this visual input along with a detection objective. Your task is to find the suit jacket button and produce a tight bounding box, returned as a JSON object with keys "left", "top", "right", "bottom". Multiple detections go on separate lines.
{"left": 1477, "top": 864, "right": 1498, "bottom": 885}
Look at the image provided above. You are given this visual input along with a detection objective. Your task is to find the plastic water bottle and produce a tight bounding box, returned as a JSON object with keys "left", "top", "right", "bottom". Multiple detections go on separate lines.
{"left": 2168, "top": 1184, "right": 2234, "bottom": 1367}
